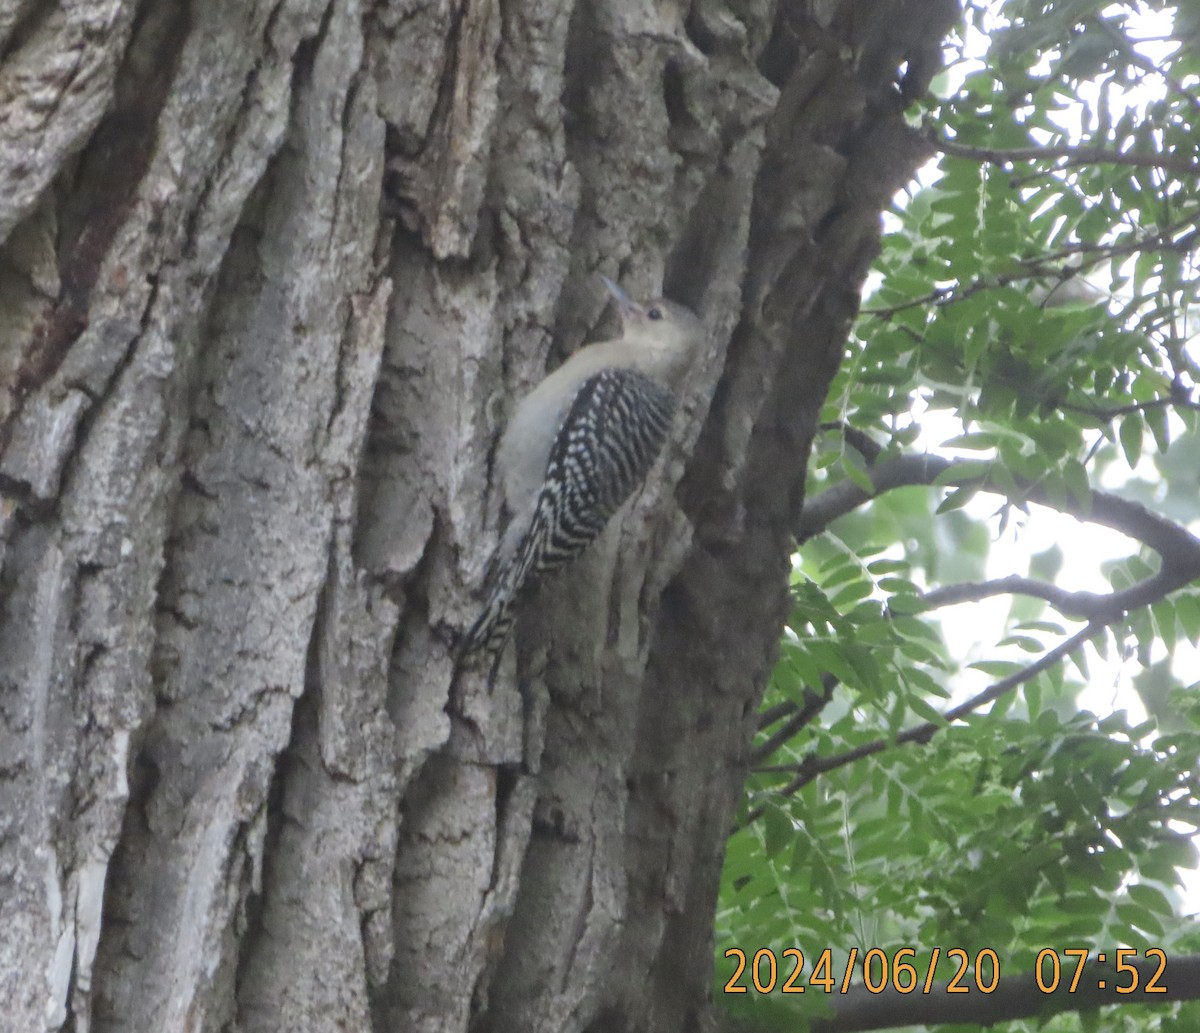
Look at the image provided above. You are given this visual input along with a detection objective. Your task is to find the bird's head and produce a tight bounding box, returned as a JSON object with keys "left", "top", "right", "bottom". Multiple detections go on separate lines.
{"left": 601, "top": 276, "right": 704, "bottom": 361}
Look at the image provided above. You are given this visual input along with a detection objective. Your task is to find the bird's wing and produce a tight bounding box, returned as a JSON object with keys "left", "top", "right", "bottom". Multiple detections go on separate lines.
{"left": 461, "top": 366, "right": 676, "bottom": 661}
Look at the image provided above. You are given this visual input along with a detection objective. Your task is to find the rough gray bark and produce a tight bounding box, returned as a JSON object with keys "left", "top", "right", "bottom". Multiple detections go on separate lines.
{"left": 0, "top": 1, "right": 957, "bottom": 1032}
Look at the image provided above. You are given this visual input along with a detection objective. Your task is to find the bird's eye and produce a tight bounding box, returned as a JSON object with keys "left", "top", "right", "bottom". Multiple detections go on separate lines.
{"left": 647, "top": 306, "right": 663, "bottom": 320}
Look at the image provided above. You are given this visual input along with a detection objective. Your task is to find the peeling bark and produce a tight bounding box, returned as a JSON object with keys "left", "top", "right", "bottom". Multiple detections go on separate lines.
{"left": 0, "top": 1, "right": 957, "bottom": 1032}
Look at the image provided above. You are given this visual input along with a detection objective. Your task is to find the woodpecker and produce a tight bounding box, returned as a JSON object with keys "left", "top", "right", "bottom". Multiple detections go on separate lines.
{"left": 462, "top": 277, "right": 704, "bottom": 662}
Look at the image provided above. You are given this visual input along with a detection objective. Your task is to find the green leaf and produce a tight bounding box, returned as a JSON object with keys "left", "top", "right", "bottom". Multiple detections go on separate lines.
{"left": 830, "top": 580, "right": 873, "bottom": 609}
{"left": 1176, "top": 594, "right": 1200, "bottom": 645}
{"left": 940, "top": 432, "right": 998, "bottom": 451}
{"left": 968, "top": 660, "right": 1025, "bottom": 678}
{"left": 762, "top": 804, "right": 793, "bottom": 857}
{"left": 1024, "top": 678, "right": 1042, "bottom": 718}
{"left": 1146, "top": 404, "right": 1171, "bottom": 453}
{"left": 933, "top": 459, "right": 992, "bottom": 485}
{"left": 842, "top": 457, "right": 876, "bottom": 492}
{"left": 1061, "top": 458, "right": 1091, "bottom": 514}
{"left": 867, "top": 559, "right": 909, "bottom": 575}
{"left": 907, "top": 695, "right": 948, "bottom": 726}
{"left": 936, "top": 486, "right": 978, "bottom": 514}
{"left": 1119, "top": 411, "right": 1143, "bottom": 469}
{"left": 1126, "top": 883, "right": 1173, "bottom": 918}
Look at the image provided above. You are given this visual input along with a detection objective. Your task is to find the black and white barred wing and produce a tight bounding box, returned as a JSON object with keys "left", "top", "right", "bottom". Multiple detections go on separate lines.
{"left": 462, "top": 367, "right": 676, "bottom": 661}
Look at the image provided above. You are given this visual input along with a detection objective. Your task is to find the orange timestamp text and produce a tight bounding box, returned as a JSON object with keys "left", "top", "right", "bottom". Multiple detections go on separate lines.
{"left": 722, "top": 947, "right": 1169, "bottom": 995}
{"left": 1034, "top": 948, "right": 1167, "bottom": 994}
{"left": 724, "top": 947, "right": 1002, "bottom": 995}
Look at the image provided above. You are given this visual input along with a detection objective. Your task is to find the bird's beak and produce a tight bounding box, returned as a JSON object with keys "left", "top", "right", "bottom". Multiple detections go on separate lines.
{"left": 601, "top": 276, "right": 642, "bottom": 320}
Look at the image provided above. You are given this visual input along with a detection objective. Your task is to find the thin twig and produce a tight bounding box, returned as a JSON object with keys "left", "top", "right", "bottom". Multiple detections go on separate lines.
{"left": 750, "top": 674, "right": 838, "bottom": 764}
{"left": 748, "top": 623, "right": 1103, "bottom": 815}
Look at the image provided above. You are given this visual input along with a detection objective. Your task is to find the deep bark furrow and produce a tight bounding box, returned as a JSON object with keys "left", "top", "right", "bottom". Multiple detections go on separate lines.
{"left": 0, "top": 1, "right": 136, "bottom": 250}
{"left": 92, "top": 3, "right": 387, "bottom": 1029}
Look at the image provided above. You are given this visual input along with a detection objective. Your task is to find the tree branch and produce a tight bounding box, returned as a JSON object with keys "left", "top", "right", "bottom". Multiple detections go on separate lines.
{"left": 912, "top": 574, "right": 1119, "bottom": 622}
{"left": 797, "top": 453, "right": 1200, "bottom": 583}
{"left": 752, "top": 571, "right": 1188, "bottom": 791}
{"left": 751, "top": 674, "right": 838, "bottom": 765}
{"left": 757, "top": 622, "right": 1103, "bottom": 802}
{"left": 908, "top": 570, "right": 1198, "bottom": 624}
{"left": 758, "top": 699, "right": 799, "bottom": 730}
{"left": 817, "top": 421, "right": 884, "bottom": 464}
{"left": 928, "top": 128, "right": 1200, "bottom": 178}
{"left": 741, "top": 450, "right": 1200, "bottom": 809}
{"left": 1060, "top": 393, "right": 1200, "bottom": 421}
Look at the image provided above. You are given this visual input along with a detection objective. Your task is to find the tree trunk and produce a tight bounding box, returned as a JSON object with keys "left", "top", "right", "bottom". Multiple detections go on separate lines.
{"left": 0, "top": 1, "right": 957, "bottom": 1031}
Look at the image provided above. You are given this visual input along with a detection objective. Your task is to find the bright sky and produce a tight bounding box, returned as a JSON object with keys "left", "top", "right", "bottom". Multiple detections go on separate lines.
{"left": 906, "top": 1, "right": 1200, "bottom": 914}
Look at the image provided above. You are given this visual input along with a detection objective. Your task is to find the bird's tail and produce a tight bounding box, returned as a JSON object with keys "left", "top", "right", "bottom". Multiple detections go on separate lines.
{"left": 460, "top": 512, "right": 548, "bottom": 665}
{"left": 460, "top": 580, "right": 517, "bottom": 661}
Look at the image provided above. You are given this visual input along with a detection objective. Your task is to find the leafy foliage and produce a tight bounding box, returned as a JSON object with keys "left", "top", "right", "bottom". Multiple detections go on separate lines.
{"left": 717, "top": 2, "right": 1200, "bottom": 1030}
